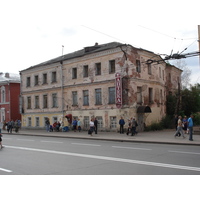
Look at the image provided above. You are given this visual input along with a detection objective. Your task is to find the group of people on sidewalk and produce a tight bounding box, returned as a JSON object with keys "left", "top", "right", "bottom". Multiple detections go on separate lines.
{"left": 2, "top": 119, "right": 21, "bottom": 133}
{"left": 174, "top": 114, "right": 194, "bottom": 141}
{"left": 119, "top": 117, "right": 138, "bottom": 136}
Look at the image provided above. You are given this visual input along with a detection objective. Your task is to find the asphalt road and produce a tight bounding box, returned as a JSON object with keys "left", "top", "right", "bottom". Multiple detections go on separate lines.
{"left": 1, "top": 134, "right": 200, "bottom": 175}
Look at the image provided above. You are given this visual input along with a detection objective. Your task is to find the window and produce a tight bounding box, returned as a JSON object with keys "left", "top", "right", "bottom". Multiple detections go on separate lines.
{"left": 84, "top": 116, "right": 89, "bottom": 129}
{"left": 43, "top": 94, "right": 48, "bottom": 108}
{"left": 26, "top": 77, "right": 31, "bottom": 87}
{"left": 108, "top": 87, "right": 115, "bottom": 104}
{"left": 95, "top": 88, "right": 102, "bottom": 105}
{"left": 35, "top": 117, "right": 40, "bottom": 127}
{"left": 83, "top": 90, "right": 89, "bottom": 105}
{"left": 34, "top": 75, "right": 39, "bottom": 86}
{"left": 159, "top": 67, "right": 161, "bottom": 78}
{"left": 136, "top": 60, "right": 141, "bottom": 73}
{"left": 53, "top": 117, "right": 58, "bottom": 123}
{"left": 52, "top": 71, "right": 57, "bottom": 83}
{"left": 137, "top": 87, "right": 142, "bottom": 104}
{"left": 147, "top": 63, "right": 152, "bottom": 75}
{"left": 83, "top": 65, "right": 89, "bottom": 77}
{"left": 27, "top": 96, "right": 31, "bottom": 109}
{"left": 160, "top": 89, "right": 163, "bottom": 104}
{"left": 35, "top": 96, "right": 39, "bottom": 109}
{"left": 109, "top": 60, "right": 115, "bottom": 74}
{"left": 72, "top": 68, "right": 77, "bottom": 79}
{"left": 1, "top": 86, "right": 5, "bottom": 103}
{"left": 96, "top": 116, "right": 103, "bottom": 129}
{"left": 43, "top": 73, "right": 47, "bottom": 84}
{"left": 28, "top": 117, "right": 32, "bottom": 127}
{"left": 110, "top": 116, "right": 117, "bottom": 128}
{"left": 72, "top": 91, "right": 78, "bottom": 106}
{"left": 52, "top": 93, "right": 57, "bottom": 108}
{"left": 95, "top": 63, "right": 101, "bottom": 75}
{"left": 149, "top": 88, "right": 153, "bottom": 104}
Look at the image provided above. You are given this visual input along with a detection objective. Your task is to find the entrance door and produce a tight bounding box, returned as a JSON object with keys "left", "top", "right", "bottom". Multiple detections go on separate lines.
{"left": 137, "top": 114, "right": 144, "bottom": 132}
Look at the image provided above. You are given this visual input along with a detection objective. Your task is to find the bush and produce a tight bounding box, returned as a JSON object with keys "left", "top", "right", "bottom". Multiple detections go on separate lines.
{"left": 193, "top": 113, "right": 200, "bottom": 125}
{"left": 144, "top": 121, "right": 163, "bottom": 131}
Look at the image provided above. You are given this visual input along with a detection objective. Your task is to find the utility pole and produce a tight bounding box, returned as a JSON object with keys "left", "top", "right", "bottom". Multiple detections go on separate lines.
{"left": 198, "top": 25, "right": 200, "bottom": 68}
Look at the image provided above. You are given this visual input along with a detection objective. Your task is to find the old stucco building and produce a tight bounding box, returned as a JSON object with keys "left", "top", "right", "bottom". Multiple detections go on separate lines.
{"left": 20, "top": 42, "right": 182, "bottom": 131}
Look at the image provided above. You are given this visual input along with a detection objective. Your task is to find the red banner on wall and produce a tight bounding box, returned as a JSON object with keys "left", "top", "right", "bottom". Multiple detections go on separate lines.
{"left": 115, "top": 72, "right": 122, "bottom": 109}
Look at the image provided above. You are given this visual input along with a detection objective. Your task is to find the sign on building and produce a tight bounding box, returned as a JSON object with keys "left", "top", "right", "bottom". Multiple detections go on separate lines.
{"left": 115, "top": 72, "right": 122, "bottom": 109}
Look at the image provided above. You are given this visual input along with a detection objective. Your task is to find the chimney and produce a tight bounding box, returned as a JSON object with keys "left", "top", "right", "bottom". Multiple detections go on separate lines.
{"left": 5, "top": 73, "right": 10, "bottom": 78}
{"left": 95, "top": 42, "right": 98, "bottom": 46}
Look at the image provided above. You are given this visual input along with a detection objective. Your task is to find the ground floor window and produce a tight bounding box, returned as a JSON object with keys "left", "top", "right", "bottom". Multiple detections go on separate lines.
{"left": 110, "top": 116, "right": 117, "bottom": 128}
{"left": 28, "top": 117, "right": 32, "bottom": 127}
{"left": 96, "top": 116, "right": 103, "bottom": 129}
{"left": 35, "top": 117, "right": 40, "bottom": 127}
{"left": 84, "top": 116, "right": 89, "bottom": 129}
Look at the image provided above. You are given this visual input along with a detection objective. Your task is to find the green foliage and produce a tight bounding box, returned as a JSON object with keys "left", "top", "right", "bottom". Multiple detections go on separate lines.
{"left": 193, "top": 113, "right": 200, "bottom": 125}
{"left": 144, "top": 121, "right": 163, "bottom": 131}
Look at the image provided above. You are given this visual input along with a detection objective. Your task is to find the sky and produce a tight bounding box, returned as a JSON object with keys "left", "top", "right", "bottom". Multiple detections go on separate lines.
{"left": 0, "top": 0, "right": 200, "bottom": 85}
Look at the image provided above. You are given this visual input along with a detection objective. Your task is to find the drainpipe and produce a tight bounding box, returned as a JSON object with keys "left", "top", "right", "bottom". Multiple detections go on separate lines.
{"left": 61, "top": 45, "right": 64, "bottom": 125}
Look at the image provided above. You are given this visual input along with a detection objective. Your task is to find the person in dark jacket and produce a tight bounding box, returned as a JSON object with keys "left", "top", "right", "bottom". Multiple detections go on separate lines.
{"left": 94, "top": 118, "right": 98, "bottom": 134}
{"left": 119, "top": 117, "right": 125, "bottom": 134}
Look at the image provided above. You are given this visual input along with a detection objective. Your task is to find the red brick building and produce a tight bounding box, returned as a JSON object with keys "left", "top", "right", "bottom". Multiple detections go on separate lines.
{"left": 0, "top": 72, "right": 21, "bottom": 123}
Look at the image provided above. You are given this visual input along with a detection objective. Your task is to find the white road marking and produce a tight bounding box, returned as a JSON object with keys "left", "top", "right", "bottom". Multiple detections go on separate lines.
{"left": 168, "top": 150, "right": 200, "bottom": 155}
{"left": 112, "top": 146, "right": 152, "bottom": 151}
{"left": 71, "top": 143, "right": 101, "bottom": 147}
{"left": 17, "top": 139, "right": 35, "bottom": 142}
{"left": 0, "top": 167, "right": 12, "bottom": 173}
{"left": 5, "top": 145, "right": 200, "bottom": 172}
{"left": 41, "top": 140, "right": 63, "bottom": 144}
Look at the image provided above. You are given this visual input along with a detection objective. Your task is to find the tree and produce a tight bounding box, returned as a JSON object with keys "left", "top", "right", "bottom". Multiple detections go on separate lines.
{"left": 172, "top": 60, "right": 191, "bottom": 89}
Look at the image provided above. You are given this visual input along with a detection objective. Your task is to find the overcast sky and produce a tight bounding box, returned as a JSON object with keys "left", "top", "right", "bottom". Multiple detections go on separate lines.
{"left": 0, "top": 0, "right": 199, "bottom": 85}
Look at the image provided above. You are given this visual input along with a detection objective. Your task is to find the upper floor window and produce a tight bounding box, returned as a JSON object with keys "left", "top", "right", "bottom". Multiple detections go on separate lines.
{"left": 95, "top": 63, "right": 101, "bottom": 76}
{"left": 43, "top": 73, "right": 47, "bottom": 84}
{"left": 95, "top": 88, "right": 102, "bottom": 105}
{"left": 52, "top": 93, "right": 58, "bottom": 108}
{"left": 147, "top": 63, "right": 152, "bottom": 75}
{"left": 72, "top": 68, "right": 77, "bottom": 79}
{"left": 51, "top": 71, "right": 57, "bottom": 83}
{"left": 149, "top": 88, "right": 153, "bottom": 104}
{"left": 109, "top": 60, "right": 115, "bottom": 74}
{"left": 26, "top": 77, "right": 31, "bottom": 87}
{"left": 83, "top": 65, "right": 89, "bottom": 77}
{"left": 136, "top": 60, "right": 141, "bottom": 73}
{"left": 108, "top": 87, "right": 115, "bottom": 104}
{"left": 43, "top": 94, "right": 48, "bottom": 108}
{"left": 27, "top": 96, "right": 31, "bottom": 109}
{"left": 35, "top": 96, "right": 39, "bottom": 109}
{"left": 83, "top": 90, "right": 89, "bottom": 106}
{"left": 1, "top": 86, "right": 5, "bottom": 103}
{"left": 34, "top": 75, "right": 39, "bottom": 86}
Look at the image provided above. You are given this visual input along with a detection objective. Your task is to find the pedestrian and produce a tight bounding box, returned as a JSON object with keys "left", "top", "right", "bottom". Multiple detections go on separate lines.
{"left": 174, "top": 116, "right": 185, "bottom": 138}
{"left": 126, "top": 118, "right": 132, "bottom": 135}
{"left": 88, "top": 118, "right": 95, "bottom": 136}
{"left": 0, "top": 132, "right": 3, "bottom": 149}
{"left": 119, "top": 117, "right": 125, "bottom": 134}
{"left": 94, "top": 117, "right": 98, "bottom": 134}
{"left": 7, "top": 120, "right": 14, "bottom": 133}
{"left": 14, "top": 120, "right": 19, "bottom": 133}
{"left": 45, "top": 118, "right": 50, "bottom": 132}
{"left": 77, "top": 119, "right": 81, "bottom": 132}
{"left": 182, "top": 116, "right": 188, "bottom": 135}
{"left": 188, "top": 115, "right": 194, "bottom": 141}
{"left": 72, "top": 117, "right": 77, "bottom": 132}
{"left": 131, "top": 117, "right": 138, "bottom": 136}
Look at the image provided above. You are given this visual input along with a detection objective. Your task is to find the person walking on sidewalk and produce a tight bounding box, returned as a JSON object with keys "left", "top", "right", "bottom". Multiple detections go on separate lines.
{"left": 188, "top": 115, "right": 194, "bottom": 141}
{"left": 131, "top": 117, "right": 138, "bottom": 136}
{"left": 119, "top": 117, "right": 125, "bottom": 134}
{"left": 174, "top": 116, "right": 185, "bottom": 138}
{"left": 45, "top": 118, "right": 50, "bottom": 132}
{"left": 0, "top": 132, "right": 3, "bottom": 149}
{"left": 94, "top": 117, "right": 98, "bottom": 134}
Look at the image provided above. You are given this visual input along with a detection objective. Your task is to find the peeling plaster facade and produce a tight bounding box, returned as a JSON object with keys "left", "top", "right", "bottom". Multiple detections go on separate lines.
{"left": 20, "top": 42, "right": 182, "bottom": 131}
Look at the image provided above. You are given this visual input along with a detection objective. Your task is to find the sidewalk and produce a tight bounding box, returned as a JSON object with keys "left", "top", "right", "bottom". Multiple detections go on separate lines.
{"left": 1, "top": 128, "right": 200, "bottom": 146}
